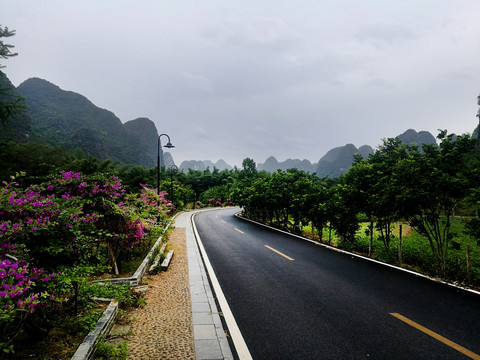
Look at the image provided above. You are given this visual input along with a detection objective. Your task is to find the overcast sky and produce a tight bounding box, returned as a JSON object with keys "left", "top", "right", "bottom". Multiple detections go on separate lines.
{"left": 3, "top": 1, "right": 480, "bottom": 167}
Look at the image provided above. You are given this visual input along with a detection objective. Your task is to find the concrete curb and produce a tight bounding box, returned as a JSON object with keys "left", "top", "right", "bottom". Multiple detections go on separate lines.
{"left": 71, "top": 300, "right": 118, "bottom": 360}
{"left": 149, "top": 243, "right": 167, "bottom": 273}
{"left": 235, "top": 212, "right": 480, "bottom": 297}
{"left": 160, "top": 250, "right": 174, "bottom": 271}
{"left": 94, "top": 219, "right": 174, "bottom": 287}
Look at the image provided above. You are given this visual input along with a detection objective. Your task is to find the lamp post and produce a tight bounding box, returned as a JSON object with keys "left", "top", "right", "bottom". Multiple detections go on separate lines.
{"left": 170, "top": 164, "right": 178, "bottom": 208}
{"left": 157, "top": 133, "right": 174, "bottom": 222}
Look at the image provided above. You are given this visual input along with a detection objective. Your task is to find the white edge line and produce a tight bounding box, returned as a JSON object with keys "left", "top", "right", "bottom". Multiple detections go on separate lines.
{"left": 235, "top": 212, "right": 480, "bottom": 297}
{"left": 192, "top": 212, "right": 253, "bottom": 360}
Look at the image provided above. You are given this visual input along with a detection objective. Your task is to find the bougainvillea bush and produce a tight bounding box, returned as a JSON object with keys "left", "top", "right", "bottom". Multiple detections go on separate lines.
{"left": 0, "top": 172, "right": 169, "bottom": 353}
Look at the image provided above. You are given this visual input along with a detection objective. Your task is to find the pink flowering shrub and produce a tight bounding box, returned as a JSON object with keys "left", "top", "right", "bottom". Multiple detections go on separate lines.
{"left": 123, "top": 185, "right": 169, "bottom": 224}
{"left": 0, "top": 172, "right": 170, "bottom": 350}
{"left": 0, "top": 259, "right": 56, "bottom": 313}
{"left": 0, "top": 173, "right": 161, "bottom": 271}
{"left": 0, "top": 259, "right": 58, "bottom": 349}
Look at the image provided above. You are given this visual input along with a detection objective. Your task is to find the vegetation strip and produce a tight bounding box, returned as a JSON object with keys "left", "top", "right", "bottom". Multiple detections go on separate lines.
{"left": 390, "top": 313, "right": 480, "bottom": 360}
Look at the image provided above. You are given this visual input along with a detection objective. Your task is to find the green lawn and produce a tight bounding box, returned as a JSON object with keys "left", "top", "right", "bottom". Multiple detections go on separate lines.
{"left": 302, "top": 219, "right": 480, "bottom": 287}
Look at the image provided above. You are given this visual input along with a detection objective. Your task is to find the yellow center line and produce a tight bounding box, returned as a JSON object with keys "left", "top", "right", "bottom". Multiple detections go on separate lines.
{"left": 390, "top": 313, "right": 480, "bottom": 360}
{"left": 234, "top": 228, "right": 244, "bottom": 234}
{"left": 264, "top": 245, "right": 294, "bottom": 261}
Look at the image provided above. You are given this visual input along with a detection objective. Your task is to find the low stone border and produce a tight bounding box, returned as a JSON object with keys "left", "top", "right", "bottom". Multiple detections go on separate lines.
{"left": 160, "top": 249, "right": 174, "bottom": 271}
{"left": 71, "top": 217, "right": 176, "bottom": 359}
{"left": 94, "top": 220, "right": 173, "bottom": 286}
{"left": 149, "top": 243, "right": 167, "bottom": 273}
{"left": 71, "top": 300, "right": 118, "bottom": 360}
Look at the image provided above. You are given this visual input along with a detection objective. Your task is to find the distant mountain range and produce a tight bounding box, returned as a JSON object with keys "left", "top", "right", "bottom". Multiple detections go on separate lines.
{"left": 179, "top": 159, "right": 232, "bottom": 172}
{"left": 256, "top": 129, "right": 437, "bottom": 177}
{"left": 0, "top": 74, "right": 455, "bottom": 177}
{"left": 179, "top": 129, "right": 437, "bottom": 177}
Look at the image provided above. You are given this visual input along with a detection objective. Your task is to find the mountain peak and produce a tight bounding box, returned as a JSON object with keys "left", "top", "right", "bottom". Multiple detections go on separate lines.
{"left": 16, "top": 78, "right": 167, "bottom": 167}
{"left": 397, "top": 128, "right": 437, "bottom": 146}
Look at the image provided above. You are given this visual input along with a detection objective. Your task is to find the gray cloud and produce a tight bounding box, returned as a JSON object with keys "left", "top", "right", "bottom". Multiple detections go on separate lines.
{"left": 3, "top": 0, "right": 480, "bottom": 167}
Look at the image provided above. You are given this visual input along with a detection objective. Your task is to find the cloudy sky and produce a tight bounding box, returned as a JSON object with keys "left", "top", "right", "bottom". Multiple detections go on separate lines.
{"left": 3, "top": 1, "right": 480, "bottom": 167}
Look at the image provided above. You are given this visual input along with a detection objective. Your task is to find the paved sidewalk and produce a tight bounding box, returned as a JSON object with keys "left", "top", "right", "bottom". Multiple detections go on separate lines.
{"left": 127, "top": 211, "right": 234, "bottom": 359}
{"left": 175, "top": 211, "right": 234, "bottom": 360}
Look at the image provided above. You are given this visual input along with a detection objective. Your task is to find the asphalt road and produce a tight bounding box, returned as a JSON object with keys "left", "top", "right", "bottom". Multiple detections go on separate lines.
{"left": 194, "top": 207, "right": 480, "bottom": 360}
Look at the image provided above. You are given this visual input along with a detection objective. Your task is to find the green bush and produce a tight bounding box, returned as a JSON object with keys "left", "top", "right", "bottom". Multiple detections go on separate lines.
{"left": 79, "top": 283, "right": 135, "bottom": 308}
{"left": 95, "top": 340, "right": 128, "bottom": 360}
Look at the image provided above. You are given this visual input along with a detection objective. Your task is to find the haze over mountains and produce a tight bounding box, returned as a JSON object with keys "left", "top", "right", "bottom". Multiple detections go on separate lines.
{"left": 1, "top": 74, "right": 447, "bottom": 178}
{"left": 254, "top": 129, "right": 437, "bottom": 177}
{"left": 179, "top": 159, "right": 232, "bottom": 172}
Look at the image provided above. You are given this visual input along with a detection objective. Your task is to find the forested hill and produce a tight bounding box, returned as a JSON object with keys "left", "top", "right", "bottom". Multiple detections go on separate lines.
{"left": 15, "top": 77, "right": 171, "bottom": 168}
{"left": 0, "top": 71, "right": 32, "bottom": 143}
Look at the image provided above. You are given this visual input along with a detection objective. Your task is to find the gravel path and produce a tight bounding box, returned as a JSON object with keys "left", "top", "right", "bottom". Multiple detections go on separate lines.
{"left": 127, "top": 227, "right": 195, "bottom": 359}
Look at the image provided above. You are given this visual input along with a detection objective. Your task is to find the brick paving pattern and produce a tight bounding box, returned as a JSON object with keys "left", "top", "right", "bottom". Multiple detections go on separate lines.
{"left": 127, "top": 227, "right": 195, "bottom": 359}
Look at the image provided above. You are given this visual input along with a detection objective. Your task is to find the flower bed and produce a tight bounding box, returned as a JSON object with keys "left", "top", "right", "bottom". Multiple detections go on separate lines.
{"left": 0, "top": 172, "right": 172, "bottom": 358}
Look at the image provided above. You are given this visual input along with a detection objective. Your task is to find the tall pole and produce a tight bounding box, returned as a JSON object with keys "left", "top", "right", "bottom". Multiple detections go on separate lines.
{"left": 157, "top": 133, "right": 174, "bottom": 223}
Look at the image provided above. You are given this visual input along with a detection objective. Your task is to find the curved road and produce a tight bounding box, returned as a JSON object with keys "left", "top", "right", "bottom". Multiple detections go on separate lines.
{"left": 194, "top": 207, "right": 480, "bottom": 359}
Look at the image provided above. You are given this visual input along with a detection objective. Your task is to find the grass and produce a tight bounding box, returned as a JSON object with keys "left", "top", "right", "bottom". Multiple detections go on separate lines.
{"left": 302, "top": 219, "right": 480, "bottom": 288}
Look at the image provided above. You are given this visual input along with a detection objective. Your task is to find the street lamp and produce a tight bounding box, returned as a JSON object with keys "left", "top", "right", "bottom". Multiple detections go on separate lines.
{"left": 157, "top": 133, "right": 174, "bottom": 222}
{"left": 170, "top": 164, "right": 179, "bottom": 209}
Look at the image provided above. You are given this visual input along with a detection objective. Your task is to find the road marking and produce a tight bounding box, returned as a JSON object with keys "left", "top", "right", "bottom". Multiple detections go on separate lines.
{"left": 220, "top": 220, "right": 226, "bottom": 224}
{"left": 264, "top": 245, "right": 295, "bottom": 261}
{"left": 234, "top": 227, "right": 244, "bottom": 234}
{"left": 390, "top": 313, "right": 480, "bottom": 360}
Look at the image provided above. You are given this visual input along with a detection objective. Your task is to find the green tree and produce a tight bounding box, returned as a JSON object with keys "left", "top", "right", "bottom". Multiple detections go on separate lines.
{"left": 0, "top": 26, "right": 17, "bottom": 66}
{"left": 63, "top": 150, "right": 117, "bottom": 175}
{"left": 0, "top": 141, "right": 70, "bottom": 181}
{"left": 240, "top": 157, "right": 257, "bottom": 179}
{"left": 395, "top": 131, "right": 477, "bottom": 274}
{"left": 326, "top": 183, "right": 360, "bottom": 244}
{"left": 0, "top": 25, "right": 24, "bottom": 126}
{"left": 297, "top": 175, "right": 329, "bottom": 241}
{"left": 344, "top": 139, "right": 414, "bottom": 253}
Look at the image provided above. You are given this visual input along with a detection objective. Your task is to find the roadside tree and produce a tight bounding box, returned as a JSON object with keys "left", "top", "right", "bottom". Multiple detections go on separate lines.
{"left": 395, "top": 131, "right": 477, "bottom": 274}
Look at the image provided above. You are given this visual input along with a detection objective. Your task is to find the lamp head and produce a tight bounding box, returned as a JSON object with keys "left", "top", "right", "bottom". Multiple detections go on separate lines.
{"left": 164, "top": 142, "right": 175, "bottom": 148}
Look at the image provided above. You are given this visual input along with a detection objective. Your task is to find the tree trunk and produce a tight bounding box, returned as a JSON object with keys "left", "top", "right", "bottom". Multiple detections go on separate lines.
{"left": 108, "top": 244, "right": 119, "bottom": 275}
{"left": 369, "top": 221, "right": 374, "bottom": 257}
{"left": 398, "top": 224, "right": 403, "bottom": 267}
